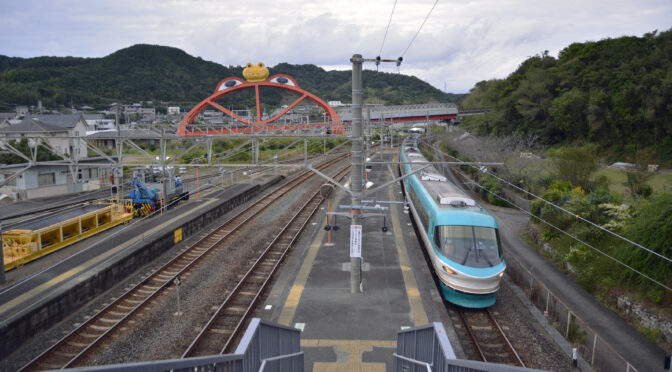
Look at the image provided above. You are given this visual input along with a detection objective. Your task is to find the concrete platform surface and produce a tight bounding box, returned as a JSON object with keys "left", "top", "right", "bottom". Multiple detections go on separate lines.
{"left": 260, "top": 150, "right": 460, "bottom": 371}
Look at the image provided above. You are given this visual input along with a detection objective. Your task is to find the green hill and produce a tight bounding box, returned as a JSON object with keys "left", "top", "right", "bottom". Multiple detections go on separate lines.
{"left": 461, "top": 29, "right": 672, "bottom": 164}
{"left": 0, "top": 44, "right": 463, "bottom": 111}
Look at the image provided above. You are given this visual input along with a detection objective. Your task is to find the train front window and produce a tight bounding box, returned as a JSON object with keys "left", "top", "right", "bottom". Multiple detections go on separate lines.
{"left": 434, "top": 225, "right": 502, "bottom": 268}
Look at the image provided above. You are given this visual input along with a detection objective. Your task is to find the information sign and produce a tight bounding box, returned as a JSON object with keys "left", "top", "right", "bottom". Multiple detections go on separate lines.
{"left": 350, "top": 225, "right": 362, "bottom": 258}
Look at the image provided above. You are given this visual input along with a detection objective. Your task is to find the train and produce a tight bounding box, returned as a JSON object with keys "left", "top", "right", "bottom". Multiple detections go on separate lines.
{"left": 400, "top": 135, "right": 505, "bottom": 308}
{"left": 128, "top": 170, "right": 189, "bottom": 217}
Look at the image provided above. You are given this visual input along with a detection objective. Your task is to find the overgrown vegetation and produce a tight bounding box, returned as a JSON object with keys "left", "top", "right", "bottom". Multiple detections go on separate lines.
{"left": 436, "top": 125, "right": 671, "bottom": 348}
{"left": 460, "top": 29, "right": 672, "bottom": 166}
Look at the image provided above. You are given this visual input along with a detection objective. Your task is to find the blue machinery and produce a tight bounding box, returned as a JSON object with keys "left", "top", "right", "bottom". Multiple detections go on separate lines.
{"left": 129, "top": 172, "right": 188, "bottom": 217}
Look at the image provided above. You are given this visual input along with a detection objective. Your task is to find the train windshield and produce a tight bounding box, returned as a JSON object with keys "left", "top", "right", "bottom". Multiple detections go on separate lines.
{"left": 434, "top": 225, "right": 502, "bottom": 268}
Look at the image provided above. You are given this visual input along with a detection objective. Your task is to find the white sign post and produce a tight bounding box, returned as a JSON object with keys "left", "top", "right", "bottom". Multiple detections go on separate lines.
{"left": 350, "top": 224, "right": 362, "bottom": 258}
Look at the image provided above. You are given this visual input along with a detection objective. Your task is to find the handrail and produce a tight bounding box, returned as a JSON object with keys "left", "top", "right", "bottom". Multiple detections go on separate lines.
{"left": 259, "top": 351, "right": 305, "bottom": 372}
{"left": 393, "top": 353, "right": 432, "bottom": 372}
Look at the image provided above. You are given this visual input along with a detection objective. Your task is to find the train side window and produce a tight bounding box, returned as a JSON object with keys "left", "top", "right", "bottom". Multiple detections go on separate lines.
{"left": 409, "top": 187, "right": 429, "bottom": 228}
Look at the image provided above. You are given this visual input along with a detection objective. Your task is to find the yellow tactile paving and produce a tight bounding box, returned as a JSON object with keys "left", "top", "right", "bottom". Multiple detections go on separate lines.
{"left": 388, "top": 163, "right": 429, "bottom": 326}
{"left": 278, "top": 227, "right": 327, "bottom": 326}
{"left": 303, "top": 339, "right": 395, "bottom": 372}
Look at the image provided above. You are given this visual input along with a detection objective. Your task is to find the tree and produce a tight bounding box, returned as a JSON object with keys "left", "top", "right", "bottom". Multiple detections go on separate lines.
{"left": 550, "top": 146, "right": 597, "bottom": 190}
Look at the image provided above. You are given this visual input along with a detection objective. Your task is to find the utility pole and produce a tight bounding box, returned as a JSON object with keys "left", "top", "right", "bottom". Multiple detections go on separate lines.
{"left": 350, "top": 54, "right": 364, "bottom": 294}
{"left": 348, "top": 54, "right": 402, "bottom": 294}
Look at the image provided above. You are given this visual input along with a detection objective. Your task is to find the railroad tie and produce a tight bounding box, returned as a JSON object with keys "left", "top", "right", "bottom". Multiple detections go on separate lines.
{"left": 66, "top": 341, "right": 90, "bottom": 348}
{"left": 54, "top": 350, "right": 78, "bottom": 358}
{"left": 209, "top": 328, "right": 232, "bottom": 335}
{"left": 98, "top": 317, "right": 121, "bottom": 323}
{"left": 471, "top": 325, "right": 492, "bottom": 331}
{"left": 90, "top": 324, "right": 112, "bottom": 331}
{"left": 225, "top": 306, "right": 247, "bottom": 314}
{"left": 79, "top": 332, "right": 100, "bottom": 338}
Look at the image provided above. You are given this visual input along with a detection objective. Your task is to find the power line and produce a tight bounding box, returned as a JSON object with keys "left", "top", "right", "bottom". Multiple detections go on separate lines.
{"left": 438, "top": 147, "right": 672, "bottom": 266}
{"left": 378, "top": 0, "right": 399, "bottom": 57}
{"left": 401, "top": 0, "right": 439, "bottom": 57}
{"left": 449, "top": 166, "right": 672, "bottom": 293}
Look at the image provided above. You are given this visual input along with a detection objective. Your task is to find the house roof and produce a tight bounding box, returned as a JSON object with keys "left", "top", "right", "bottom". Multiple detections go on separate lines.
{"left": 28, "top": 114, "right": 85, "bottom": 129}
{"left": 0, "top": 117, "right": 66, "bottom": 133}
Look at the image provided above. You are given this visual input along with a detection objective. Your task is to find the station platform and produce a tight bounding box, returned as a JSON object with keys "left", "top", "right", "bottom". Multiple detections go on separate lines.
{"left": 0, "top": 175, "right": 282, "bottom": 360}
{"left": 259, "top": 149, "right": 462, "bottom": 371}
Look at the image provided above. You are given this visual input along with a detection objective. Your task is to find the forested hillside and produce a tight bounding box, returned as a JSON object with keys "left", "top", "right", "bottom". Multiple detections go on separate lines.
{"left": 0, "top": 44, "right": 462, "bottom": 111}
{"left": 461, "top": 29, "right": 672, "bottom": 164}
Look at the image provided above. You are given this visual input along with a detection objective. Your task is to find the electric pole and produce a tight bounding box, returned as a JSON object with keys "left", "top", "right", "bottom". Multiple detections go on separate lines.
{"left": 350, "top": 54, "right": 364, "bottom": 294}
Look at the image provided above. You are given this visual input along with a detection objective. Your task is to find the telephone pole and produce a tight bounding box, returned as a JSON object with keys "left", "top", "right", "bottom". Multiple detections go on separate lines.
{"left": 349, "top": 54, "right": 364, "bottom": 294}
{"left": 348, "top": 54, "right": 402, "bottom": 294}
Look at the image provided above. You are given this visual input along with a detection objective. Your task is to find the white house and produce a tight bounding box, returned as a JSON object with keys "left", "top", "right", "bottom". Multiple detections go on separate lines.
{"left": 0, "top": 114, "right": 89, "bottom": 160}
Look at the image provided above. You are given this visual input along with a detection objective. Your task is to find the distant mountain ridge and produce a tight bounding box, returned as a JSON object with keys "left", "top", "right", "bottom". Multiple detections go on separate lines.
{"left": 0, "top": 44, "right": 463, "bottom": 111}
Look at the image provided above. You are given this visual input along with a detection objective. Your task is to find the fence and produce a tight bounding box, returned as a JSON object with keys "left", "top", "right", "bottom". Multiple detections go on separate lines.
{"left": 505, "top": 253, "right": 639, "bottom": 372}
{"left": 59, "top": 318, "right": 303, "bottom": 372}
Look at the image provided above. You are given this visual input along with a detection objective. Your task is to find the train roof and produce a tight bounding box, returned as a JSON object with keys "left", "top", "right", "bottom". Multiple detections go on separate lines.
{"left": 402, "top": 136, "right": 480, "bottom": 211}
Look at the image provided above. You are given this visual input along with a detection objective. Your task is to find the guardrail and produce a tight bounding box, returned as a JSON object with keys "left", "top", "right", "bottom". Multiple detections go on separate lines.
{"left": 57, "top": 318, "right": 302, "bottom": 372}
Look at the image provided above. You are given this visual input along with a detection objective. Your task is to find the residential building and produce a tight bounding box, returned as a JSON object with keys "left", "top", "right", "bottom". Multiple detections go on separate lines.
{"left": 0, "top": 114, "right": 88, "bottom": 160}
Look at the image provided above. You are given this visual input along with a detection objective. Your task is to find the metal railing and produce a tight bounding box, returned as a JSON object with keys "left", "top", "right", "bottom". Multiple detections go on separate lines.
{"left": 56, "top": 318, "right": 302, "bottom": 372}
{"left": 505, "top": 253, "right": 639, "bottom": 372}
{"left": 394, "top": 323, "right": 547, "bottom": 372}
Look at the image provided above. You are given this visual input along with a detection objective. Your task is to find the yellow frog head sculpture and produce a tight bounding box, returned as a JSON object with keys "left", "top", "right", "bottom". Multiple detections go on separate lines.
{"left": 242, "top": 62, "right": 269, "bottom": 82}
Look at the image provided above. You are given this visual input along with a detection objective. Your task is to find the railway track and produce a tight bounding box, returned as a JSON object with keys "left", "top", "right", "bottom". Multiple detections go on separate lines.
{"left": 183, "top": 165, "right": 351, "bottom": 357}
{"left": 457, "top": 308, "right": 525, "bottom": 367}
{"left": 19, "top": 154, "right": 348, "bottom": 371}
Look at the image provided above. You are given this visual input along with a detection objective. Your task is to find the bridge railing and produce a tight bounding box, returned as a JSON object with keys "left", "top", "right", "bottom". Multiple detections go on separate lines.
{"left": 57, "top": 318, "right": 302, "bottom": 372}
{"left": 394, "top": 322, "right": 546, "bottom": 372}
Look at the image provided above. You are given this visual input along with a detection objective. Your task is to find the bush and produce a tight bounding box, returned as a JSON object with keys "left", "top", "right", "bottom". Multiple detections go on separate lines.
{"left": 613, "top": 193, "right": 672, "bottom": 301}
{"left": 624, "top": 170, "right": 653, "bottom": 198}
{"left": 548, "top": 146, "right": 598, "bottom": 190}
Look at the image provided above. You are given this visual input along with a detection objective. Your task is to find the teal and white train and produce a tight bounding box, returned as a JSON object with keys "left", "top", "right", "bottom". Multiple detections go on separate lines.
{"left": 400, "top": 135, "right": 505, "bottom": 308}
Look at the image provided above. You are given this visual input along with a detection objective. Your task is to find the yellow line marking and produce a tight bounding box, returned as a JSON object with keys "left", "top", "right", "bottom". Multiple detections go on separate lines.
{"left": 278, "top": 228, "right": 327, "bottom": 326}
{"left": 389, "top": 156, "right": 428, "bottom": 326}
{"left": 0, "top": 198, "right": 219, "bottom": 316}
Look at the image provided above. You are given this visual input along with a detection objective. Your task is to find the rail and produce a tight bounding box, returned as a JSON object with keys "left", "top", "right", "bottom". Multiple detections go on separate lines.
{"left": 183, "top": 164, "right": 351, "bottom": 357}
{"left": 18, "top": 154, "right": 347, "bottom": 371}
{"left": 457, "top": 308, "right": 526, "bottom": 367}
{"left": 45, "top": 318, "right": 301, "bottom": 372}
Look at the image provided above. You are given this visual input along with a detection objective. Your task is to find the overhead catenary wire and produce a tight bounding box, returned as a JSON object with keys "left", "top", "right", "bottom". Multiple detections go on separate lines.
{"left": 449, "top": 165, "right": 672, "bottom": 293}
{"left": 439, "top": 148, "right": 672, "bottom": 266}
{"left": 378, "top": 0, "right": 399, "bottom": 57}
{"left": 400, "top": 0, "right": 439, "bottom": 57}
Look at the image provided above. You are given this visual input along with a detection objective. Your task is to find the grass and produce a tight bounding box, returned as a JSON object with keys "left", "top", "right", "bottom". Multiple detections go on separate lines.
{"left": 596, "top": 168, "right": 672, "bottom": 195}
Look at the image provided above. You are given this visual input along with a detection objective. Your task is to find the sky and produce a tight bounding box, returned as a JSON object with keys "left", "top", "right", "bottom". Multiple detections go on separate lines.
{"left": 0, "top": 0, "right": 670, "bottom": 93}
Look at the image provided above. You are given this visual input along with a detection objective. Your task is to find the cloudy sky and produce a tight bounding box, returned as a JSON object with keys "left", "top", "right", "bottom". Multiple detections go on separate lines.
{"left": 1, "top": 0, "right": 670, "bottom": 93}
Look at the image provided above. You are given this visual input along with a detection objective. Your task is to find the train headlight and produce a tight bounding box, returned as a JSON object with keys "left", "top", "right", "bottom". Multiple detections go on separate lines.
{"left": 498, "top": 272, "right": 504, "bottom": 278}
{"left": 442, "top": 265, "right": 456, "bottom": 275}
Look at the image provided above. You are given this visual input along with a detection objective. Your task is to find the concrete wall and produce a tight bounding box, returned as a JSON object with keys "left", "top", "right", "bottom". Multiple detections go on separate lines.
{"left": 0, "top": 176, "right": 282, "bottom": 358}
